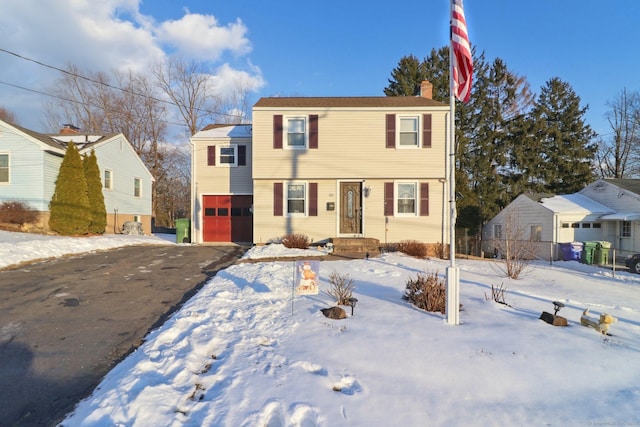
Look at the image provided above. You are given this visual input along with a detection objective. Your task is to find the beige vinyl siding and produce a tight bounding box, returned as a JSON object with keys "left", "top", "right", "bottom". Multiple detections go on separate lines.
{"left": 192, "top": 139, "right": 252, "bottom": 194}
{"left": 252, "top": 108, "right": 448, "bottom": 180}
{"left": 253, "top": 178, "right": 447, "bottom": 245}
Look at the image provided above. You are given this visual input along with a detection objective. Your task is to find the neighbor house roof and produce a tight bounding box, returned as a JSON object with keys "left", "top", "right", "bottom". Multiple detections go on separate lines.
{"left": 604, "top": 179, "right": 640, "bottom": 195}
{"left": 539, "top": 193, "right": 614, "bottom": 215}
{"left": 254, "top": 96, "right": 448, "bottom": 108}
{"left": 193, "top": 124, "right": 252, "bottom": 139}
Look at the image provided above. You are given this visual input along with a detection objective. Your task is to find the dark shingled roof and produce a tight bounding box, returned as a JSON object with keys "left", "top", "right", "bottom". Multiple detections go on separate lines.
{"left": 254, "top": 96, "right": 447, "bottom": 108}
{"left": 605, "top": 179, "right": 640, "bottom": 195}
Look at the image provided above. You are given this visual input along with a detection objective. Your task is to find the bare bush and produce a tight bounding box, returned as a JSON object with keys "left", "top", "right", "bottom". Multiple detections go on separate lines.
{"left": 324, "top": 271, "right": 355, "bottom": 305}
{"left": 491, "top": 207, "right": 538, "bottom": 279}
{"left": 433, "top": 242, "right": 450, "bottom": 259}
{"left": 0, "top": 201, "right": 39, "bottom": 225}
{"left": 484, "top": 283, "right": 510, "bottom": 306}
{"left": 380, "top": 242, "right": 399, "bottom": 253}
{"left": 403, "top": 271, "right": 446, "bottom": 314}
{"left": 281, "top": 233, "right": 311, "bottom": 249}
{"left": 396, "top": 240, "right": 429, "bottom": 258}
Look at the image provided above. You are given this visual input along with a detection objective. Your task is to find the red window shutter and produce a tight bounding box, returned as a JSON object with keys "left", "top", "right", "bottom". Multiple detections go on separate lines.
{"left": 386, "top": 114, "right": 396, "bottom": 148}
{"left": 238, "top": 145, "right": 247, "bottom": 166}
{"left": 384, "top": 182, "right": 394, "bottom": 216}
{"left": 207, "top": 145, "right": 216, "bottom": 165}
{"left": 309, "top": 115, "right": 318, "bottom": 149}
{"left": 273, "top": 183, "right": 283, "bottom": 216}
{"left": 420, "top": 182, "right": 429, "bottom": 216}
{"left": 423, "top": 114, "right": 432, "bottom": 148}
{"left": 309, "top": 182, "right": 318, "bottom": 216}
{"left": 273, "top": 115, "right": 283, "bottom": 149}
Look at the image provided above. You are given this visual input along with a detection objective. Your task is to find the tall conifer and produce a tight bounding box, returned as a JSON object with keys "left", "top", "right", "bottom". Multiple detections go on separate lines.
{"left": 83, "top": 150, "right": 107, "bottom": 234}
{"left": 49, "top": 142, "right": 90, "bottom": 235}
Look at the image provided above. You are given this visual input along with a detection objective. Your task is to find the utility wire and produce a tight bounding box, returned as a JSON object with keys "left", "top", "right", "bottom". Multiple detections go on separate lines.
{"left": 0, "top": 47, "right": 243, "bottom": 120}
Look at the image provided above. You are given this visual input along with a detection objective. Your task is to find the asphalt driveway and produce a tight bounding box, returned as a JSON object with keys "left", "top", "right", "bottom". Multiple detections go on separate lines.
{"left": 0, "top": 244, "right": 246, "bottom": 426}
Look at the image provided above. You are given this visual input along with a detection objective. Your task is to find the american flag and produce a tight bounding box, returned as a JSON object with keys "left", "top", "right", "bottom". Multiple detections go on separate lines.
{"left": 451, "top": 0, "right": 473, "bottom": 102}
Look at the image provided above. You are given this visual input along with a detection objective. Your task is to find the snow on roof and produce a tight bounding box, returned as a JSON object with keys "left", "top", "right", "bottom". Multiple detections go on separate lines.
{"left": 192, "top": 124, "right": 252, "bottom": 139}
{"left": 539, "top": 193, "right": 614, "bottom": 214}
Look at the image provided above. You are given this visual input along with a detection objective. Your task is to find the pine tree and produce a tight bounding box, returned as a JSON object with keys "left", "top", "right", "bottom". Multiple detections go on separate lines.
{"left": 49, "top": 142, "right": 91, "bottom": 235}
{"left": 383, "top": 55, "right": 426, "bottom": 96}
{"left": 83, "top": 150, "right": 107, "bottom": 234}
{"left": 528, "top": 78, "right": 597, "bottom": 193}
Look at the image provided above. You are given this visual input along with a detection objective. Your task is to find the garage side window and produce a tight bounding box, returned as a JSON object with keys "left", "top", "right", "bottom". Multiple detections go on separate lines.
{"left": 0, "top": 154, "right": 9, "bottom": 183}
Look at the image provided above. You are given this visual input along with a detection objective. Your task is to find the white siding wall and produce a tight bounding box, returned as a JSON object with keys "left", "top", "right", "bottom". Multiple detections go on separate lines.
{"left": 92, "top": 135, "right": 153, "bottom": 216}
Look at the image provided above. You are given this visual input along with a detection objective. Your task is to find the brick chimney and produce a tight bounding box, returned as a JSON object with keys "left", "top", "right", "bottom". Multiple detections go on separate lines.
{"left": 60, "top": 124, "right": 80, "bottom": 134}
{"left": 420, "top": 80, "right": 433, "bottom": 99}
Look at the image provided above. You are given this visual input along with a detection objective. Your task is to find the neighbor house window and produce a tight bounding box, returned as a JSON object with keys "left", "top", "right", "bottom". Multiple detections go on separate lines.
{"left": 494, "top": 224, "right": 503, "bottom": 239}
{"left": 104, "top": 169, "right": 113, "bottom": 190}
{"left": 134, "top": 177, "right": 141, "bottom": 198}
{"left": 621, "top": 221, "right": 631, "bottom": 238}
{"left": 530, "top": 225, "right": 542, "bottom": 242}
{"left": 396, "top": 182, "right": 417, "bottom": 215}
{"left": 398, "top": 116, "right": 419, "bottom": 147}
{"left": 287, "top": 183, "right": 306, "bottom": 215}
{"left": 0, "top": 154, "right": 8, "bottom": 183}
{"left": 286, "top": 117, "right": 307, "bottom": 148}
{"left": 133, "top": 215, "right": 141, "bottom": 222}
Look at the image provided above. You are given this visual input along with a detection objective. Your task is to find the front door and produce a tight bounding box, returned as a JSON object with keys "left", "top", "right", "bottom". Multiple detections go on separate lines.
{"left": 340, "top": 182, "right": 362, "bottom": 235}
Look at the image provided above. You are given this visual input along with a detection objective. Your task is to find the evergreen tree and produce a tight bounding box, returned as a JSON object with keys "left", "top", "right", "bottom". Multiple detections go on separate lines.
{"left": 528, "top": 77, "right": 597, "bottom": 193}
{"left": 383, "top": 55, "right": 426, "bottom": 96}
{"left": 83, "top": 150, "right": 107, "bottom": 234}
{"left": 49, "top": 142, "right": 91, "bottom": 235}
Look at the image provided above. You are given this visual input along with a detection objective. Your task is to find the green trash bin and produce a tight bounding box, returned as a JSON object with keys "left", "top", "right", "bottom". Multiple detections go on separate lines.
{"left": 594, "top": 241, "right": 611, "bottom": 265}
{"left": 582, "top": 241, "right": 597, "bottom": 265}
{"left": 175, "top": 218, "right": 191, "bottom": 243}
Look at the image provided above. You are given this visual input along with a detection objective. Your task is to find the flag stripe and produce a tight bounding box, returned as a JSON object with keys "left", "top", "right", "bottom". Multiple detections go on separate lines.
{"left": 451, "top": 0, "right": 473, "bottom": 103}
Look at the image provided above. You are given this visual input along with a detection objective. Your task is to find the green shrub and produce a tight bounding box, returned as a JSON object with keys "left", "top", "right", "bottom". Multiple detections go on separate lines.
{"left": 403, "top": 271, "right": 446, "bottom": 314}
{"left": 281, "top": 233, "right": 310, "bottom": 249}
{"left": 83, "top": 150, "right": 106, "bottom": 234}
{"left": 0, "top": 200, "right": 39, "bottom": 225}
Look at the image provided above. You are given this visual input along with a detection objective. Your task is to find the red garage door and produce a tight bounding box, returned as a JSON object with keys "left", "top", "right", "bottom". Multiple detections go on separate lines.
{"left": 203, "top": 195, "right": 253, "bottom": 243}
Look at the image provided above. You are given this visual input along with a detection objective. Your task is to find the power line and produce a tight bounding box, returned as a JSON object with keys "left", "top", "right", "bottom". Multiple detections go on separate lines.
{"left": 0, "top": 47, "right": 244, "bottom": 120}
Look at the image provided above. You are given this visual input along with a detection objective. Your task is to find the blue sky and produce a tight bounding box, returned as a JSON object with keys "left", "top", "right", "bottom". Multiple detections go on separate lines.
{"left": 1, "top": 0, "right": 638, "bottom": 139}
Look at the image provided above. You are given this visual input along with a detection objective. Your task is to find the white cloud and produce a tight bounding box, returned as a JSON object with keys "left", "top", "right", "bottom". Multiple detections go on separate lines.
{"left": 157, "top": 14, "right": 251, "bottom": 62}
{"left": 0, "top": 0, "right": 262, "bottom": 131}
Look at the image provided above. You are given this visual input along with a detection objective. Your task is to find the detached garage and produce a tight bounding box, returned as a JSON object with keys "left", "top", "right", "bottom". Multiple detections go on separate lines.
{"left": 191, "top": 125, "right": 253, "bottom": 244}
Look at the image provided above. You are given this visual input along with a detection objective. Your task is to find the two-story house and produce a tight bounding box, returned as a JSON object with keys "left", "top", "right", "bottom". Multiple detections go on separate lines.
{"left": 191, "top": 82, "right": 451, "bottom": 249}
{"left": 0, "top": 120, "right": 154, "bottom": 234}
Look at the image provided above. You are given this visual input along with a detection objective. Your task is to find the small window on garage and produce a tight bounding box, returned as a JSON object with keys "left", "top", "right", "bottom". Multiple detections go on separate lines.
{"left": 205, "top": 208, "right": 216, "bottom": 216}
{"left": 218, "top": 208, "right": 229, "bottom": 216}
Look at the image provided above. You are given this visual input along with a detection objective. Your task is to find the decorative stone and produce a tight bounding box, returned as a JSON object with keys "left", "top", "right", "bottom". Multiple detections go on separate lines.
{"left": 122, "top": 221, "right": 144, "bottom": 235}
{"left": 321, "top": 306, "right": 347, "bottom": 320}
{"left": 553, "top": 316, "right": 568, "bottom": 326}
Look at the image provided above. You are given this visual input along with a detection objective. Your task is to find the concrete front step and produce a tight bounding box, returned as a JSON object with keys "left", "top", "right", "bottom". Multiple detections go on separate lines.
{"left": 331, "top": 237, "right": 380, "bottom": 256}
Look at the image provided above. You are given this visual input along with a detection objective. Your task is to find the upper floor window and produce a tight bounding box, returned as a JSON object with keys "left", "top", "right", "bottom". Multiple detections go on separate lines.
{"left": 219, "top": 145, "right": 237, "bottom": 166}
{"left": 134, "top": 177, "right": 141, "bottom": 198}
{"left": 287, "top": 117, "right": 307, "bottom": 148}
{"left": 207, "top": 145, "right": 246, "bottom": 167}
{"left": 104, "top": 169, "right": 113, "bottom": 190}
{"left": 0, "top": 154, "right": 9, "bottom": 183}
{"left": 398, "top": 116, "right": 419, "bottom": 147}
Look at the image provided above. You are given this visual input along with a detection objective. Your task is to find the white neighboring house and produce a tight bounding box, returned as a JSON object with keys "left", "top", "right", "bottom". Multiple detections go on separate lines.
{"left": 0, "top": 120, "right": 154, "bottom": 234}
{"left": 579, "top": 179, "right": 640, "bottom": 256}
{"left": 482, "top": 193, "right": 614, "bottom": 261}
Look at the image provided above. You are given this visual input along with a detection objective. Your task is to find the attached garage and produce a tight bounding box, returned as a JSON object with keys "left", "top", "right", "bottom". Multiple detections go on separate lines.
{"left": 202, "top": 195, "right": 253, "bottom": 243}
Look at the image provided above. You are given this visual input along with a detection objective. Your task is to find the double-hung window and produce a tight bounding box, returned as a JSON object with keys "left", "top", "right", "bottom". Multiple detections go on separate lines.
{"left": 104, "top": 169, "right": 113, "bottom": 190}
{"left": 621, "top": 221, "right": 631, "bottom": 238}
{"left": 219, "top": 145, "right": 237, "bottom": 166}
{"left": 398, "top": 116, "right": 419, "bottom": 147}
{"left": 396, "top": 182, "right": 417, "bottom": 215}
{"left": 0, "top": 154, "right": 9, "bottom": 183}
{"left": 530, "top": 225, "right": 542, "bottom": 242}
{"left": 287, "top": 117, "right": 307, "bottom": 148}
{"left": 287, "top": 183, "right": 306, "bottom": 215}
{"left": 494, "top": 224, "right": 503, "bottom": 239}
{"left": 134, "top": 177, "right": 141, "bottom": 198}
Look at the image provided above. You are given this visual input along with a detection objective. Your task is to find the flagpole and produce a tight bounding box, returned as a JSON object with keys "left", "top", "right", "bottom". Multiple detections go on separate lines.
{"left": 446, "top": 0, "right": 460, "bottom": 325}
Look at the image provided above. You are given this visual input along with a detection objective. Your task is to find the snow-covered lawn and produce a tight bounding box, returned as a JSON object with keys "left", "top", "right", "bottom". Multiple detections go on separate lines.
{"left": 2, "top": 231, "right": 639, "bottom": 426}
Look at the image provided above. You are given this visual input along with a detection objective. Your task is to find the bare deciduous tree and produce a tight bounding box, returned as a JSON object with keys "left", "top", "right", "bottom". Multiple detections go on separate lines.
{"left": 595, "top": 88, "right": 640, "bottom": 178}
{"left": 0, "top": 105, "right": 18, "bottom": 124}
{"left": 490, "top": 208, "right": 538, "bottom": 279}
